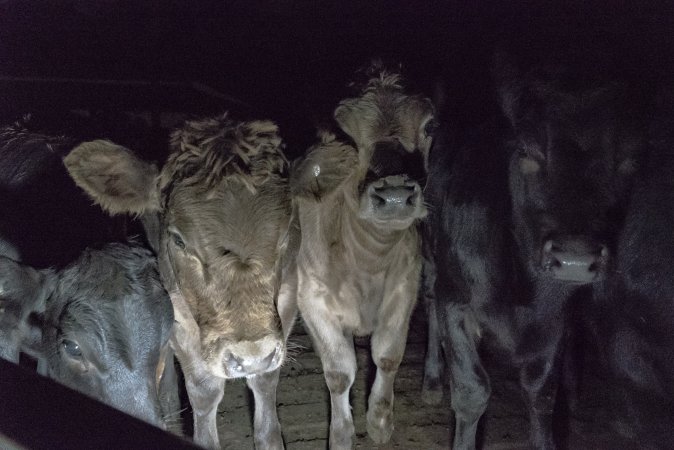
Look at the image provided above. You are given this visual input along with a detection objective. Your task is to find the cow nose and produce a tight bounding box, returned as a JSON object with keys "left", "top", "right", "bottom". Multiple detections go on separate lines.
{"left": 222, "top": 341, "right": 282, "bottom": 378}
{"left": 371, "top": 184, "right": 418, "bottom": 207}
{"left": 541, "top": 238, "right": 608, "bottom": 283}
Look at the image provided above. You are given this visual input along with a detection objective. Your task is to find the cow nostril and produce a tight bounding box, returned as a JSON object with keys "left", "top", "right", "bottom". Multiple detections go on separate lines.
{"left": 542, "top": 253, "right": 561, "bottom": 272}
{"left": 371, "top": 192, "right": 387, "bottom": 207}
{"left": 223, "top": 351, "right": 243, "bottom": 372}
{"left": 588, "top": 245, "right": 609, "bottom": 273}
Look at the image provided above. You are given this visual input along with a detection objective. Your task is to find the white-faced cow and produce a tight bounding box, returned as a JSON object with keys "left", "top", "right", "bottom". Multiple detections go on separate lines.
{"left": 421, "top": 53, "right": 647, "bottom": 449}
{"left": 64, "top": 114, "right": 297, "bottom": 449}
{"left": 290, "top": 64, "right": 435, "bottom": 449}
{"left": 0, "top": 243, "right": 174, "bottom": 427}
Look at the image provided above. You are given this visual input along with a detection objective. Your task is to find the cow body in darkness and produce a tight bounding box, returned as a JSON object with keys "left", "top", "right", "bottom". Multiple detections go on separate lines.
{"left": 290, "top": 65, "right": 434, "bottom": 449}
{"left": 65, "top": 114, "right": 296, "bottom": 449}
{"left": 588, "top": 115, "right": 674, "bottom": 449}
{"left": 0, "top": 243, "right": 174, "bottom": 427}
{"left": 422, "top": 55, "right": 647, "bottom": 449}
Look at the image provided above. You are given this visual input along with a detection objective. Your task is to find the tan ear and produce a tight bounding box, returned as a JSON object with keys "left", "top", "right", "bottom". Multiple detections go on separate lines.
{"left": 63, "top": 140, "right": 160, "bottom": 216}
{"left": 334, "top": 98, "right": 366, "bottom": 147}
{"left": 290, "top": 131, "right": 358, "bottom": 200}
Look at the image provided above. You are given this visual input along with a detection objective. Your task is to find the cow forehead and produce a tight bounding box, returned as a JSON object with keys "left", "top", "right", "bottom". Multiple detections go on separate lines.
{"left": 356, "top": 111, "right": 432, "bottom": 153}
{"left": 165, "top": 181, "right": 288, "bottom": 255}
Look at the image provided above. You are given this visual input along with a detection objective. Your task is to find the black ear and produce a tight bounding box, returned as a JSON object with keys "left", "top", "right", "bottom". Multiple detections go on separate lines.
{"left": 492, "top": 50, "right": 522, "bottom": 127}
{"left": 0, "top": 256, "right": 55, "bottom": 360}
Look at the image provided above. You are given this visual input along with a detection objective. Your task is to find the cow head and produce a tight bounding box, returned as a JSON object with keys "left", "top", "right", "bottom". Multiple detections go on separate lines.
{"left": 0, "top": 244, "right": 173, "bottom": 427}
{"left": 64, "top": 115, "right": 291, "bottom": 379}
{"left": 332, "top": 63, "right": 435, "bottom": 230}
{"left": 495, "top": 54, "right": 646, "bottom": 283}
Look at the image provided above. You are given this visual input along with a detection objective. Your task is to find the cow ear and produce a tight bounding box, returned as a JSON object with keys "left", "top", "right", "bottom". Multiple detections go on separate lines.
{"left": 0, "top": 257, "right": 55, "bottom": 359}
{"left": 291, "top": 131, "right": 359, "bottom": 201}
{"left": 492, "top": 50, "right": 522, "bottom": 127}
{"left": 334, "top": 99, "right": 365, "bottom": 147}
{"left": 64, "top": 140, "right": 160, "bottom": 216}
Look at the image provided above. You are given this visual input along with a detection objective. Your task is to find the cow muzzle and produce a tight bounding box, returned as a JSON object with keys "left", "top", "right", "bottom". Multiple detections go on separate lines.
{"left": 359, "top": 175, "right": 426, "bottom": 227}
{"left": 218, "top": 335, "right": 284, "bottom": 378}
{"left": 540, "top": 236, "right": 608, "bottom": 283}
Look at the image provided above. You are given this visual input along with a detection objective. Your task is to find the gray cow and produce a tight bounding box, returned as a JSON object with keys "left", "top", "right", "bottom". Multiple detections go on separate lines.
{"left": 0, "top": 242, "right": 174, "bottom": 427}
{"left": 290, "top": 65, "right": 435, "bottom": 449}
{"left": 63, "top": 115, "right": 297, "bottom": 449}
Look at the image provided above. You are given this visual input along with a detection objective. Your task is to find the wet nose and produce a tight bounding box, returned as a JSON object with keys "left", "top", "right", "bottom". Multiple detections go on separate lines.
{"left": 222, "top": 341, "right": 282, "bottom": 378}
{"left": 368, "top": 177, "right": 421, "bottom": 212}
{"left": 541, "top": 238, "right": 608, "bottom": 283}
{"left": 371, "top": 184, "right": 418, "bottom": 207}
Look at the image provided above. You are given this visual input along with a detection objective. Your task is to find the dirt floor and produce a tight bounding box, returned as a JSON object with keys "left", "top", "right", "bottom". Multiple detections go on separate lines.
{"left": 178, "top": 305, "right": 636, "bottom": 450}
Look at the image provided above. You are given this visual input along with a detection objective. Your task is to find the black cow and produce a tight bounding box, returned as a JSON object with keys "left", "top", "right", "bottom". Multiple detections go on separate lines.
{"left": 0, "top": 243, "right": 174, "bottom": 427}
{"left": 0, "top": 118, "right": 176, "bottom": 427}
{"left": 421, "top": 54, "right": 647, "bottom": 449}
{"left": 587, "top": 115, "right": 674, "bottom": 449}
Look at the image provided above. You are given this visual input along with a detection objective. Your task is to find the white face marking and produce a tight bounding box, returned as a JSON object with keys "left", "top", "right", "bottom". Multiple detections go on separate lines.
{"left": 313, "top": 164, "right": 321, "bottom": 177}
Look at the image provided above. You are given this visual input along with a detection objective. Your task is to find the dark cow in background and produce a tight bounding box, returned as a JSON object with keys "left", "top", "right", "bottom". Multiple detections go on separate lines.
{"left": 421, "top": 52, "right": 648, "bottom": 449}
{"left": 0, "top": 243, "right": 174, "bottom": 427}
{"left": 64, "top": 114, "right": 296, "bottom": 449}
{"left": 588, "top": 112, "right": 674, "bottom": 449}
{"left": 290, "top": 64, "right": 434, "bottom": 449}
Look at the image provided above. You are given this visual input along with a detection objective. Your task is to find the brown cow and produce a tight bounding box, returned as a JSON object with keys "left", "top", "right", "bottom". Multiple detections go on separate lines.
{"left": 63, "top": 114, "right": 297, "bottom": 449}
{"left": 290, "top": 64, "right": 435, "bottom": 449}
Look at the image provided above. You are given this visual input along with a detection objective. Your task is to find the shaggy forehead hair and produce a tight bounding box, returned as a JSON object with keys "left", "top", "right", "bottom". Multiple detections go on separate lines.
{"left": 160, "top": 114, "right": 288, "bottom": 201}
{"left": 348, "top": 61, "right": 405, "bottom": 99}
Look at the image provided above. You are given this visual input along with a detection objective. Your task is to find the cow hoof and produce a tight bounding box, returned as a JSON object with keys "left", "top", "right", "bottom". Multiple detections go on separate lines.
{"left": 255, "top": 429, "right": 284, "bottom": 450}
{"left": 329, "top": 434, "right": 353, "bottom": 450}
{"left": 366, "top": 409, "right": 393, "bottom": 444}
{"left": 329, "top": 419, "right": 354, "bottom": 450}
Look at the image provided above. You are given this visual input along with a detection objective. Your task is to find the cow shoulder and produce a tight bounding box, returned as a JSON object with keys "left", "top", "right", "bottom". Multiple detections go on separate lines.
{"left": 290, "top": 130, "right": 358, "bottom": 201}
{"left": 64, "top": 140, "right": 160, "bottom": 216}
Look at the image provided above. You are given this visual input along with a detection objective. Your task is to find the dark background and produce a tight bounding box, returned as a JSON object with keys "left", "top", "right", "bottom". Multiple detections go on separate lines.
{"left": 1, "top": 1, "right": 673, "bottom": 158}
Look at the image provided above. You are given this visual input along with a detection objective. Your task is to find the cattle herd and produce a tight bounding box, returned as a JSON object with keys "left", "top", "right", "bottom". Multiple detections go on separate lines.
{"left": 0, "top": 49, "right": 672, "bottom": 450}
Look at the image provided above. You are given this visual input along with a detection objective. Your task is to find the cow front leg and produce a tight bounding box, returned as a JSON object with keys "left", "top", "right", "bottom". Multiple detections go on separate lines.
{"left": 171, "top": 318, "right": 225, "bottom": 449}
{"left": 439, "top": 302, "right": 490, "bottom": 450}
{"left": 303, "top": 317, "right": 357, "bottom": 450}
{"left": 183, "top": 364, "right": 226, "bottom": 449}
{"left": 157, "top": 345, "right": 181, "bottom": 432}
{"left": 518, "top": 325, "right": 564, "bottom": 450}
{"left": 368, "top": 322, "right": 410, "bottom": 444}
{"left": 421, "top": 256, "right": 444, "bottom": 405}
{"left": 247, "top": 368, "right": 284, "bottom": 450}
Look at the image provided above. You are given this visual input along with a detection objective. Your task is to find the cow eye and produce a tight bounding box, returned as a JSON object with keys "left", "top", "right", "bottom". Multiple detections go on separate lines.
{"left": 169, "top": 231, "right": 186, "bottom": 250}
{"left": 62, "top": 339, "right": 82, "bottom": 359}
